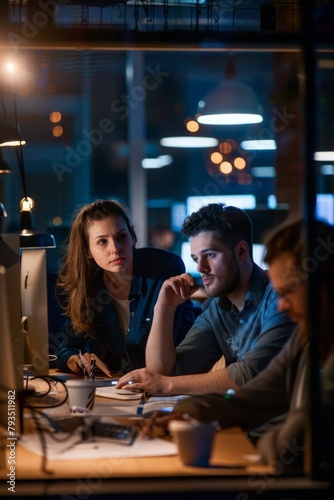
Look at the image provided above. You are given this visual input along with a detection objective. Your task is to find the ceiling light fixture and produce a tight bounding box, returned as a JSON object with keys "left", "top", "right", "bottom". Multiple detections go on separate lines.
{"left": 141, "top": 155, "right": 173, "bottom": 169}
{"left": 196, "top": 54, "right": 263, "bottom": 126}
{"left": 241, "top": 139, "right": 276, "bottom": 150}
{"left": 160, "top": 116, "right": 218, "bottom": 149}
{"left": 0, "top": 122, "right": 26, "bottom": 147}
{"left": 314, "top": 151, "right": 334, "bottom": 162}
{"left": 160, "top": 136, "right": 218, "bottom": 148}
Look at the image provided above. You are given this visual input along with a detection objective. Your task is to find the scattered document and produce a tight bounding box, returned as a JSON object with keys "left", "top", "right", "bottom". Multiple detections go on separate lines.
{"left": 19, "top": 431, "right": 177, "bottom": 460}
{"left": 93, "top": 395, "right": 188, "bottom": 416}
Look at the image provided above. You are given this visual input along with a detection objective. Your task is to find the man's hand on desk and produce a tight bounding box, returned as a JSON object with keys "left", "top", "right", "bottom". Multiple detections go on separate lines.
{"left": 67, "top": 352, "right": 112, "bottom": 378}
{"left": 115, "top": 368, "right": 170, "bottom": 396}
{"left": 116, "top": 368, "right": 237, "bottom": 397}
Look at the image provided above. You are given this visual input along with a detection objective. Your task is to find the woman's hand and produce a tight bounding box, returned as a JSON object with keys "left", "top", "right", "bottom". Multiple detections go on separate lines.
{"left": 66, "top": 352, "right": 112, "bottom": 377}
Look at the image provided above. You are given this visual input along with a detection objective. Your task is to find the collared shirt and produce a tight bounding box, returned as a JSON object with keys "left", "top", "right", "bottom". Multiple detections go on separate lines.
{"left": 56, "top": 247, "right": 195, "bottom": 373}
{"left": 171, "top": 264, "right": 295, "bottom": 386}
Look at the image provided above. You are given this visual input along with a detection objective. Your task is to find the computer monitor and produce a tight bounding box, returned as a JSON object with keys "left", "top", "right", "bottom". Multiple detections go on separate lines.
{"left": 186, "top": 195, "right": 256, "bottom": 216}
{"left": 20, "top": 249, "right": 50, "bottom": 376}
{"left": 316, "top": 193, "right": 334, "bottom": 226}
{"left": 252, "top": 243, "right": 268, "bottom": 270}
{"left": 0, "top": 234, "right": 23, "bottom": 434}
{"left": 180, "top": 241, "right": 201, "bottom": 278}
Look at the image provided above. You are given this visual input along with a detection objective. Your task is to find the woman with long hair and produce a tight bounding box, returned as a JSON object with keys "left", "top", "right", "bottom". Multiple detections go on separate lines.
{"left": 55, "top": 199, "right": 194, "bottom": 376}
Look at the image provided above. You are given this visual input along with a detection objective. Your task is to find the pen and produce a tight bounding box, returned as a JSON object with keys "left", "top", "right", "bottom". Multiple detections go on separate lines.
{"left": 89, "top": 358, "right": 96, "bottom": 380}
{"left": 78, "top": 350, "right": 87, "bottom": 379}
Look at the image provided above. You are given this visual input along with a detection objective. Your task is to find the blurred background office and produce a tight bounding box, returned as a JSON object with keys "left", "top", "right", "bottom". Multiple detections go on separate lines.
{"left": 0, "top": 1, "right": 333, "bottom": 275}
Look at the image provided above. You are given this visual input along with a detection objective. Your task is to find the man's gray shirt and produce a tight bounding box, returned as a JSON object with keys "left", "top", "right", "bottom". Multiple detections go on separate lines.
{"left": 171, "top": 264, "right": 295, "bottom": 386}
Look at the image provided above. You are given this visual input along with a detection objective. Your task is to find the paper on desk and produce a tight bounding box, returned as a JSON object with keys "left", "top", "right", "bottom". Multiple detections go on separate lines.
{"left": 19, "top": 431, "right": 177, "bottom": 460}
{"left": 96, "top": 386, "right": 142, "bottom": 400}
{"left": 92, "top": 395, "right": 188, "bottom": 417}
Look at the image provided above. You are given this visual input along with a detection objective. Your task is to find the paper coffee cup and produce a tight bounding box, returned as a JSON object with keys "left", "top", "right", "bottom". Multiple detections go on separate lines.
{"left": 169, "top": 419, "right": 216, "bottom": 467}
{"left": 66, "top": 380, "right": 96, "bottom": 413}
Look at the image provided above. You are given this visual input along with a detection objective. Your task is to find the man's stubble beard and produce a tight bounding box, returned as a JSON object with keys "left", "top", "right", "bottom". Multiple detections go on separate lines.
{"left": 205, "top": 255, "right": 241, "bottom": 298}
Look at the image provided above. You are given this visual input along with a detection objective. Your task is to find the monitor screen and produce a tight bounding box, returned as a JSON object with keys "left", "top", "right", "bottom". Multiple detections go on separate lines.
{"left": 180, "top": 241, "right": 200, "bottom": 277}
{"left": 186, "top": 195, "right": 256, "bottom": 216}
{"left": 252, "top": 244, "right": 268, "bottom": 270}
{"left": 0, "top": 234, "right": 23, "bottom": 433}
{"left": 316, "top": 193, "right": 334, "bottom": 226}
{"left": 21, "top": 249, "right": 50, "bottom": 376}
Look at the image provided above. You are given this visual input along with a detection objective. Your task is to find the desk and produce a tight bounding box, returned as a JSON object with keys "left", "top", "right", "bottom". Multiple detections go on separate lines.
{"left": 1, "top": 428, "right": 333, "bottom": 500}
{"left": 5, "top": 427, "right": 270, "bottom": 480}
{"left": 0, "top": 381, "right": 272, "bottom": 497}
{"left": 0, "top": 425, "right": 279, "bottom": 498}
{"left": 1, "top": 377, "right": 333, "bottom": 499}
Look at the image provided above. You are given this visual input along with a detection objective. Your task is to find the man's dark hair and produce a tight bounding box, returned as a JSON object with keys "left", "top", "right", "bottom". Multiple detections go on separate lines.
{"left": 263, "top": 218, "right": 334, "bottom": 286}
{"left": 263, "top": 219, "right": 304, "bottom": 268}
{"left": 182, "top": 203, "right": 253, "bottom": 257}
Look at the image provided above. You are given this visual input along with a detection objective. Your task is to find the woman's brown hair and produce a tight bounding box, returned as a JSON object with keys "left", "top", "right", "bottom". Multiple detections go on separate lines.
{"left": 56, "top": 199, "right": 137, "bottom": 337}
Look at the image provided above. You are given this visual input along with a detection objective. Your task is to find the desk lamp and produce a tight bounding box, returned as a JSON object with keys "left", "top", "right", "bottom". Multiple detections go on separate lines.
{"left": 0, "top": 86, "right": 55, "bottom": 249}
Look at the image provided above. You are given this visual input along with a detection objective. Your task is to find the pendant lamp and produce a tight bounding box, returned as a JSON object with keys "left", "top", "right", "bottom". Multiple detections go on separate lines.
{"left": 196, "top": 54, "right": 263, "bottom": 126}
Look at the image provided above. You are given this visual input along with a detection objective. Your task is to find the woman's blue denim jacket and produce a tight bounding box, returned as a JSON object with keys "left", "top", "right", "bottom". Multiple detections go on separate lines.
{"left": 56, "top": 247, "right": 195, "bottom": 373}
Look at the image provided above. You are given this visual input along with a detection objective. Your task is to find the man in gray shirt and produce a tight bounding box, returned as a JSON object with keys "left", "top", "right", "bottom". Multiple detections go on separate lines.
{"left": 116, "top": 203, "right": 295, "bottom": 396}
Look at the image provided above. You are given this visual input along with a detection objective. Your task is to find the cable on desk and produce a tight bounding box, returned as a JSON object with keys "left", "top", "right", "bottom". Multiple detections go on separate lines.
{"left": 23, "top": 375, "right": 69, "bottom": 475}
{"left": 23, "top": 374, "right": 68, "bottom": 408}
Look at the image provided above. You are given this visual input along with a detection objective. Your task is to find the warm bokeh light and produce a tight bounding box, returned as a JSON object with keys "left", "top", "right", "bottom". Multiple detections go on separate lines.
{"left": 220, "top": 161, "right": 233, "bottom": 174}
{"left": 211, "top": 151, "right": 223, "bottom": 164}
{"left": 5, "top": 62, "right": 15, "bottom": 73}
{"left": 52, "top": 126, "right": 63, "bottom": 137}
{"left": 234, "top": 157, "right": 246, "bottom": 170}
{"left": 50, "top": 111, "right": 62, "bottom": 123}
{"left": 185, "top": 119, "right": 200, "bottom": 133}
{"left": 53, "top": 216, "right": 63, "bottom": 226}
{"left": 20, "top": 197, "right": 35, "bottom": 212}
{"left": 219, "top": 141, "right": 232, "bottom": 154}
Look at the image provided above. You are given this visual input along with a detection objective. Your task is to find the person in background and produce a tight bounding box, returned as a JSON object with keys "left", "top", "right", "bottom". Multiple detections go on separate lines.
{"left": 141, "top": 218, "right": 334, "bottom": 471}
{"left": 116, "top": 203, "right": 295, "bottom": 395}
{"left": 55, "top": 199, "right": 195, "bottom": 376}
